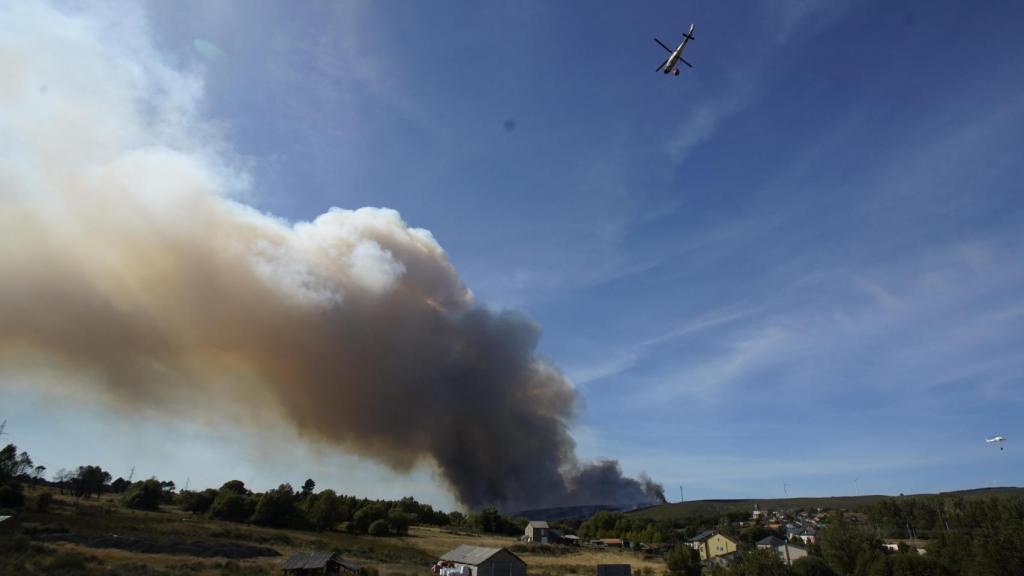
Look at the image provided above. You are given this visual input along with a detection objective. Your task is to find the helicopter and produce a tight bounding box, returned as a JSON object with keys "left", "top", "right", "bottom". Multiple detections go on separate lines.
{"left": 655, "top": 23, "right": 696, "bottom": 76}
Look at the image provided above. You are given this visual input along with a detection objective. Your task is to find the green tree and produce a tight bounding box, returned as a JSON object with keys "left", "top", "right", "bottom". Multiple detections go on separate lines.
{"left": 72, "top": 465, "right": 111, "bottom": 498}
{"left": 308, "top": 489, "right": 344, "bottom": 531}
{"left": 469, "top": 507, "right": 502, "bottom": 533}
{"left": 179, "top": 489, "right": 218, "bottom": 515}
{"left": 0, "top": 484, "right": 23, "bottom": 508}
{"left": 820, "top": 515, "right": 879, "bottom": 576}
{"left": 210, "top": 489, "right": 253, "bottom": 522}
{"left": 388, "top": 509, "right": 412, "bottom": 535}
{"left": 219, "top": 480, "right": 248, "bottom": 495}
{"left": 122, "top": 479, "right": 164, "bottom": 511}
{"left": 0, "top": 444, "right": 33, "bottom": 482}
{"left": 666, "top": 545, "right": 701, "bottom": 576}
{"left": 369, "top": 518, "right": 391, "bottom": 536}
{"left": 791, "top": 556, "right": 836, "bottom": 576}
{"left": 252, "top": 484, "right": 302, "bottom": 528}
{"left": 732, "top": 548, "right": 789, "bottom": 576}
{"left": 353, "top": 503, "right": 389, "bottom": 533}
{"left": 301, "top": 478, "right": 316, "bottom": 498}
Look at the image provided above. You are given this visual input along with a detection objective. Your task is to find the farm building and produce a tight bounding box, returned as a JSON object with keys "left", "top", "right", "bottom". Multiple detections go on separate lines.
{"left": 524, "top": 520, "right": 550, "bottom": 543}
{"left": 439, "top": 545, "right": 527, "bottom": 576}
{"left": 282, "top": 551, "right": 361, "bottom": 575}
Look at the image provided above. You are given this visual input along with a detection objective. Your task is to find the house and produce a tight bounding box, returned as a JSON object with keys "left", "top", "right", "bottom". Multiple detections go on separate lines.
{"left": 282, "top": 552, "right": 361, "bottom": 576}
{"left": 706, "top": 534, "right": 739, "bottom": 559}
{"left": 755, "top": 536, "right": 787, "bottom": 549}
{"left": 752, "top": 504, "right": 765, "bottom": 521}
{"left": 756, "top": 537, "right": 807, "bottom": 566}
{"left": 524, "top": 521, "right": 550, "bottom": 544}
{"left": 440, "top": 545, "right": 527, "bottom": 576}
{"left": 798, "top": 526, "right": 818, "bottom": 545}
{"left": 596, "top": 565, "right": 631, "bottom": 576}
{"left": 686, "top": 531, "right": 737, "bottom": 560}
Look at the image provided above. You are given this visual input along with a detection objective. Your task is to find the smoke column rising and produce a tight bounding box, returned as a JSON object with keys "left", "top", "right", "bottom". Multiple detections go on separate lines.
{"left": 0, "top": 3, "right": 664, "bottom": 511}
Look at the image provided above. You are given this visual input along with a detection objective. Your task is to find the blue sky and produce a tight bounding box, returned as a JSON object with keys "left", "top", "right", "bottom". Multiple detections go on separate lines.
{"left": 3, "top": 0, "right": 1023, "bottom": 507}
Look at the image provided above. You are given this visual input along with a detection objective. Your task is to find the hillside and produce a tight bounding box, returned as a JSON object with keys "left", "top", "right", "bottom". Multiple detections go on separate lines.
{"left": 628, "top": 486, "right": 1024, "bottom": 521}
{"left": 2, "top": 488, "right": 665, "bottom": 576}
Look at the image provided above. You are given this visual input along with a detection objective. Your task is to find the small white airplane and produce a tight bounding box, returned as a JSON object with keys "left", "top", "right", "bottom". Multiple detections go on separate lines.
{"left": 986, "top": 436, "right": 1006, "bottom": 450}
{"left": 655, "top": 24, "right": 696, "bottom": 76}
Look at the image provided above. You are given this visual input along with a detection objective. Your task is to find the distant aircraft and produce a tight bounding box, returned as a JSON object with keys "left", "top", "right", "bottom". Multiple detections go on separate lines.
{"left": 986, "top": 436, "right": 1006, "bottom": 450}
{"left": 655, "top": 23, "right": 696, "bottom": 76}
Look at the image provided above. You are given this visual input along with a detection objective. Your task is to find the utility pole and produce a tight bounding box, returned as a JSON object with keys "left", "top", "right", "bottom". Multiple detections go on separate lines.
{"left": 0, "top": 419, "right": 7, "bottom": 441}
{"left": 127, "top": 465, "right": 135, "bottom": 483}
{"left": 679, "top": 485, "right": 684, "bottom": 503}
{"left": 184, "top": 477, "right": 190, "bottom": 492}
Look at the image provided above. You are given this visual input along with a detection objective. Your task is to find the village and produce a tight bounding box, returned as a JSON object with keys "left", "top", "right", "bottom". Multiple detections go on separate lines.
{"left": 270, "top": 504, "right": 931, "bottom": 576}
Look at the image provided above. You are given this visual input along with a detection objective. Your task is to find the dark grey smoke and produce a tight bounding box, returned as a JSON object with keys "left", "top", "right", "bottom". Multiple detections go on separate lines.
{"left": 0, "top": 2, "right": 665, "bottom": 512}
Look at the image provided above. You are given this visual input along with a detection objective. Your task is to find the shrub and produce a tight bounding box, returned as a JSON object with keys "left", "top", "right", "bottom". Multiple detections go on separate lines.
{"left": 122, "top": 479, "right": 164, "bottom": 511}
{"left": 0, "top": 483, "right": 24, "bottom": 508}
{"left": 179, "top": 489, "right": 218, "bottom": 515}
{"left": 33, "top": 491, "right": 53, "bottom": 512}
{"left": 210, "top": 490, "right": 254, "bottom": 522}
{"left": 368, "top": 518, "right": 391, "bottom": 536}
{"left": 252, "top": 484, "right": 302, "bottom": 529}
{"left": 47, "top": 550, "right": 89, "bottom": 571}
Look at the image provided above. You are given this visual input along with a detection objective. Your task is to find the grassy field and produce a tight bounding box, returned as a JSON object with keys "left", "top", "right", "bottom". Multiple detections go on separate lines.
{"left": 628, "top": 486, "right": 1024, "bottom": 521}
{"left": 2, "top": 489, "right": 665, "bottom": 576}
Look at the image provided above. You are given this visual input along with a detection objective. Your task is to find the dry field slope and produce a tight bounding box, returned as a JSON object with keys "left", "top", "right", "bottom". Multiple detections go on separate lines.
{"left": 4, "top": 491, "right": 665, "bottom": 576}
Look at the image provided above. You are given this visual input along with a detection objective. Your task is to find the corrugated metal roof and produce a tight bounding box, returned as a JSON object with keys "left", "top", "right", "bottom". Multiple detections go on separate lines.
{"left": 0, "top": 516, "right": 12, "bottom": 523}
{"left": 686, "top": 529, "right": 715, "bottom": 543}
{"left": 338, "top": 559, "right": 363, "bottom": 572}
{"left": 527, "top": 520, "right": 549, "bottom": 528}
{"left": 441, "top": 545, "right": 504, "bottom": 565}
{"left": 283, "top": 551, "right": 337, "bottom": 571}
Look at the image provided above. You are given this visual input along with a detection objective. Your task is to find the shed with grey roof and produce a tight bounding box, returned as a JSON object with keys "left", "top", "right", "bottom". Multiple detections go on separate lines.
{"left": 282, "top": 551, "right": 361, "bottom": 575}
{"left": 525, "top": 520, "right": 550, "bottom": 543}
{"left": 440, "top": 545, "right": 527, "bottom": 576}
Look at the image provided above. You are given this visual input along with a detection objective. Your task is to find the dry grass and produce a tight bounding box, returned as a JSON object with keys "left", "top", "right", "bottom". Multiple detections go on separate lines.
{"left": 8, "top": 490, "right": 667, "bottom": 576}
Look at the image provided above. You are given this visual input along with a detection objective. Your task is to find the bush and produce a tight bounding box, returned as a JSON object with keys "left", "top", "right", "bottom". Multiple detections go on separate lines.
{"left": 210, "top": 490, "right": 254, "bottom": 522}
{"left": 179, "top": 489, "right": 218, "bottom": 515}
{"left": 47, "top": 550, "right": 89, "bottom": 571}
{"left": 368, "top": 518, "right": 391, "bottom": 536}
{"left": 387, "top": 510, "right": 412, "bottom": 535}
{"left": 252, "top": 484, "right": 302, "bottom": 528}
{"left": 33, "top": 491, "right": 53, "bottom": 512}
{"left": 0, "top": 483, "right": 24, "bottom": 508}
{"left": 122, "top": 479, "right": 164, "bottom": 511}
{"left": 791, "top": 556, "right": 835, "bottom": 576}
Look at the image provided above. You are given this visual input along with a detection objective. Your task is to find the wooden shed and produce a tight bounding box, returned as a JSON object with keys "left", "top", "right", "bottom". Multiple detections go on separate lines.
{"left": 282, "top": 551, "right": 361, "bottom": 576}
{"left": 440, "top": 545, "right": 527, "bottom": 576}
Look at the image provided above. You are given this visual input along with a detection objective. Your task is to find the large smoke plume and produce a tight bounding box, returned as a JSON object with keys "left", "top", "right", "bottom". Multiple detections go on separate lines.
{"left": 0, "top": 3, "right": 664, "bottom": 511}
